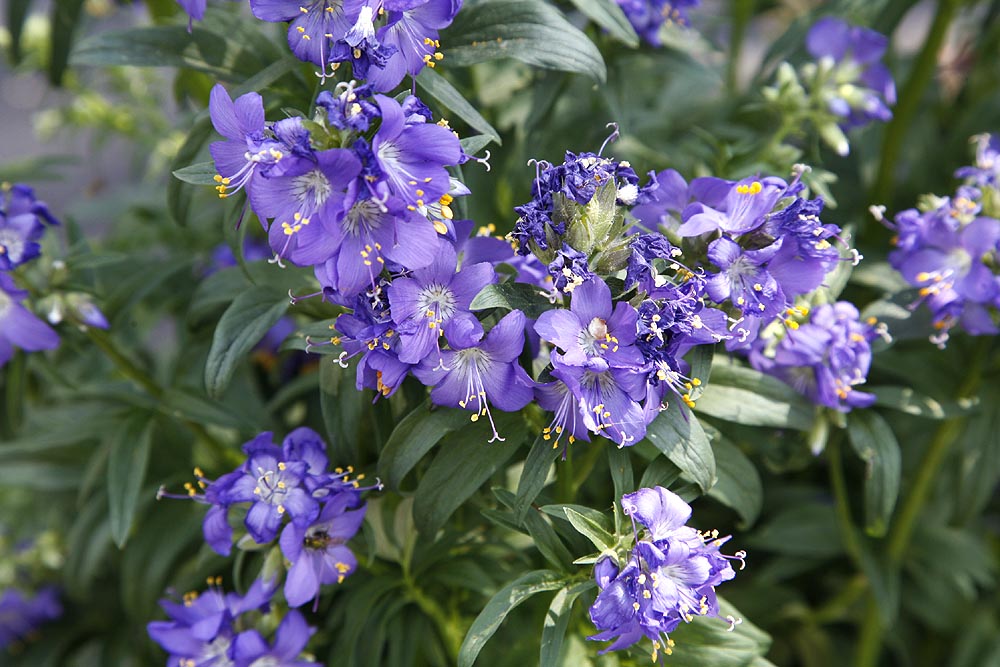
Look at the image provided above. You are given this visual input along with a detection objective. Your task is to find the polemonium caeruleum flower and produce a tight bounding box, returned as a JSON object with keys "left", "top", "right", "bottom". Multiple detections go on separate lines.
{"left": 615, "top": 0, "right": 700, "bottom": 46}
{"left": 589, "top": 486, "right": 743, "bottom": 660}
{"left": 413, "top": 310, "right": 534, "bottom": 441}
{"left": 703, "top": 236, "right": 786, "bottom": 322}
{"left": 0, "top": 183, "right": 58, "bottom": 271}
{"left": 535, "top": 277, "right": 643, "bottom": 371}
{"left": 365, "top": 0, "right": 461, "bottom": 91}
{"left": 279, "top": 490, "right": 365, "bottom": 608}
{"left": 250, "top": 0, "right": 353, "bottom": 70}
{"left": 147, "top": 577, "right": 274, "bottom": 667}
{"left": 0, "top": 587, "right": 61, "bottom": 649}
{"left": 677, "top": 176, "right": 787, "bottom": 237}
{"left": 955, "top": 134, "right": 1000, "bottom": 188}
{"left": 805, "top": 17, "right": 896, "bottom": 130}
{"left": 549, "top": 354, "right": 648, "bottom": 447}
{"left": 0, "top": 273, "right": 60, "bottom": 368}
{"left": 387, "top": 238, "right": 496, "bottom": 365}
{"left": 231, "top": 609, "right": 319, "bottom": 667}
{"left": 748, "top": 302, "right": 884, "bottom": 411}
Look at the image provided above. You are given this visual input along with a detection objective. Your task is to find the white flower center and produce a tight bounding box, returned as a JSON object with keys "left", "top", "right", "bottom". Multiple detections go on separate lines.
{"left": 417, "top": 284, "right": 456, "bottom": 321}
{"left": 292, "top": 169, "right": 332, "bottom": 210}
{"left": 0, "top": 229, "right": 26, "bottom": 264}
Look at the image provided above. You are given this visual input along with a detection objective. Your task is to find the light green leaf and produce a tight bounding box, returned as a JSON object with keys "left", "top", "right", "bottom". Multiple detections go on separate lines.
{"left": 172, "top": 161, "right": 218, "bottom": 185}
{"left": 566, "top": 0, "right": 639, "bottom": 47}
{"left": 470, "top": 282, "right": 555, "bottom": 320}
{"left": 107, "top": 416, "right": 154, "bottom": 549}
{"left": 539, "top": 581, "right": 596, "bottom": 667}
{"left": 707, "top": 437, "right": 763, "bottom": 528}
{"left": 872, "top": 385, "right": 976, "bottom": 419}
{"left": 847, "top": 410, "right": 901, "bottom": 537}
{"left": 458, "top": 569, "right": 567, "bottom": 667}
{"left": 204, "top": 285, "right": 289, "bottom": 398}
{"left": 443, "top": 0, "right": 607, "bottom": 81}
{"left": 695, "top": 359, "right": 816, "bottom": 430}
{"left": 513, "top": 434, "right": 560, "bottom": 521}
{"left": 562, "top": 506, "right": 615, "bottom": 551}
{"left": 664, "top": 597, "right": 774, "bottom": 667}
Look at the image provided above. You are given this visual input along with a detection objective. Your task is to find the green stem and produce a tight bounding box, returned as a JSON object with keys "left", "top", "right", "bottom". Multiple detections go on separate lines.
{"left": 828, "top": 434, "right": 862, "bottom": 567}
{"left": 814, "top": 575, "right": 867, "bottom": 625}
{"left": 872, "top": 0, "right": 960, "bottom": 203}
{"left": 727, "top": 0, "right": 754, "bottom": 93}
{"left": 854, "top": 338, "right": 992, "bottom": 667}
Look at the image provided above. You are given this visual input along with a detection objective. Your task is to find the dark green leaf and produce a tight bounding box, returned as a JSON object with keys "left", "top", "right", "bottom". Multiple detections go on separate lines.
{"left": 71, "top": 26, "right": 266, "bottom": 78}
{"left": 643, "top": 401, "right": 716, "bottom": 492}
{"left": 413, "top": 411, "right": 527, "bottom": 535}
{"left": 847, "top": 410, "right": 901, "bottom": 537}
{"left": 160, "top": 387, "right": 264, "bottom": 430}
{"left": 687, "top": 344, "right": 715, "bottom": 387}
{"left": 204, "top": 285, "right": 289, "bottom": 398}
{"left": 470, "top": 282, "right": 555, "bottom": 319}
{"left": 707, "top": 437, "right": 763, "bottom": 528}
{"left": 107, "top": 416, "right": 153, "bottom": 548}
{"left": 565, "top": 0, "right": 639, "bottom": 46}
{"left": 606, "top": 446, "right": 633, "bottom": 516}
{"left": 172, "top": 161, "right": 218, "bottom": 185}
{"left": 319, "top": 357, "right": 369, "bottom": 464}
{"left": 378, "top": 402, "right": 474, "bottom": 489}
{"left": 168, "top": 117, "right": 214, "bottom": 226}
{"left": 750, "top": 503, "right": 842, "bottom": 557}
{"left": 443, "top": 0, "right": 607, "bottom": 82}
{"left": 539, "top": 581, "right": 595, "bottom": 667}
{"left": 5, "top": 0, "right": 30, "bottom": 64}
{"left": 513, "top": 434, "right": 560, "bottom": 521}
{"left": 49, "top": 0, "right": 85, "bottom": 86}
{"left": 695, "top": 360, "right": 816, "bottom": 430}
{"left": 638, "top": 454, "right": 682, "bottom": 490}
{"left": 457, "top": 569, "right": 566, "bottom": 667}
{"left": 416, "top": 68, "right": 501, "bottom": 143}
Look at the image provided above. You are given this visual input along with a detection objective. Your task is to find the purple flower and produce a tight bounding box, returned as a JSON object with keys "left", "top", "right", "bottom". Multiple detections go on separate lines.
{"left": 250, "top": 148, "right": 362, "bottom": 266}
{"left": 413, "top": 310, "right": 534, "bottom": 442}
{"left": 678, "top": 176, "right": 786, "bottom": 237}
{"left": 0, "top": 184, "right": 54, "bottom": 271}
{"left": 589, "top": 486, "right": 742, "bottom": 659}
{"left": 546, "top": 244, "right": 596, "bottom": 294}
{"left": 763, "top": 197, "right": 845, "bottom": 298}
{"left": 147, "top": 578, "right": 274, "bottom": 667}
{"left": 955, "top": 133, "right": 1000, "bottom": 188}
{"left": 630, "top": 169, "right": 689, "bottom": 232}
{"left": 371, "top": 94, "right": 462, "bottom": 207}
{"left": 232, "top": 610, "right": 319, "bottom": 667}
{"left": 805, "top": 17, "right": 896, "bottom": 129}
{"left": 316, "top": 81, "right": 380, "bottom": 133}
{"left": 614, "top": 0, "right": 700, "bottom": 46}
{"left": 250, "top": 0, "right": 352, "bottom": 68}
{"left": 0, "top": 587, "right": 61, "bottom": 649}
{"left": 535, "top": 277, "right": 643, "bottom": 371}
{"left": 704, "top": 236, "right": 786, "bottom": 320}
{"left": 366, "top": 0, "right": 460, "bottom": 91}
{"left": 0, "top": 273, "right": 60, "bottom": 368}
{"left": 535, "top": 377, "right": 592, "bottom": 453}
{"left": 280, "top": 491, "right": 365, "bottom": 608}
{"left": 550, "top": 355, "right": 648, "bottom": 447}
{"left": 748, "top": 302, "right": 881, "bottom": 411}
{"left": 387, "top": 238, "right": 496, "bottom": 364}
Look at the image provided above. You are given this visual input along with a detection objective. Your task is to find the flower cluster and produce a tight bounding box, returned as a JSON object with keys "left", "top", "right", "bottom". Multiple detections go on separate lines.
{"left": 589, "top": 486, "right": 743, "bottom": 659}
{"left": 885, "top": 134, "right": 1000, "bottom": 346}
{"left": 162, "top": 428, "right": 374, "bottom": 609}
{"left": 0, "top": 184, "right": 61, "bottom": 368}
{"left": 148, "top": 577, "right": 321, "bottom": 667}
{"left": 614, "top": 0, "right": 701, "bottom": 46}
{"left": 748, "top": 302, "right": 885, "bottom": 411}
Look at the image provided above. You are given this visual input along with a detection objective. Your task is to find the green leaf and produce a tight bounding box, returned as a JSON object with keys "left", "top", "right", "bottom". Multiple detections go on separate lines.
{"left": 643, "top": 401, "right": 716, "bottom": 492}
{"left": 687, "top": 344, "right": 715, "bottom": 387}
{"left": 318, "top": 357, "right": 369, "bottom": 464}
{"left": 204, "top": 285, "right": 289, "bottom": 398}
{"left": 460, "top": 135, "right": 495, "bottom": 157}
{"left": 107, "top": 416, "right": 153, "bottom": 549}
{"left": 872, "top": 385, "right": 976, "bottom": 419}
{"left": 847, "top": 410, "right": 901, "bottom": 537}
{"left": 49, "top": 0, "right": 85, "bottom": 86}
{"left": 443, "top": 0, "right": 607, "bottom": 82}
{"left": 664, "top": 597, "right": 774, "bottom": 667}
{"left": 378, "top": 402, "right": 474, "bottom": 489}
{"left": 5, "top": 0, "right": 30, "bottom": 64}
{"left": 695, "top": 360, "right": 816, "bottom": 430}
{"left": 562, "top": 506, "right": 615, "bottom": 551}
{"left": 606, "top": 446, "right": 633, "bottom": 525}
{"left": 707, "top": 437, "right": 763, "bottom": 528}
{"left": 172, "top": 161, "right": 218, "bottom": 185}
{"left": 539, "top": 581, "right": 595, "bottom": 667}
{"left": 71, "top": 26, "right": 266, "bottom": 78}
{"left": 513, "top": 434, "right": 560, "bottom": 521}
{"left": 470, "top": 282, "right": 554, "bottom": 320}
{"left": 565, "top": 0, "right": 639, "bottom": 47}
{"left": 416, "top": 69, "right": 501, "bottom": 144}
{"left": 413, "top": 412, "right": 527, "bottom": 535}
{"left": 750, "top": 503, "right": 842, "bottom": 557}
{"left": 458, "top": 569, "right": 567, "bottom": 667}
{"left": 495, "top": 488, "right": 574, "bottom": 570}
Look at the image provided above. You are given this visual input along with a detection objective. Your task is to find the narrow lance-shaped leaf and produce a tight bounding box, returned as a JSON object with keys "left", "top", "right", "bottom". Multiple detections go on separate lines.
{"left": 539, "top": 581, "right": 596, "bottom": 667}
{"left": 458, "top": 569, "right": 567, "bottom": 667}
{"left": 847, "top": 410, "right": 901, "bottom": 537}
{"left": 416, "top": 68, "right": 501, "bottom": 144}
{"left": 107, "top": 415, "right": 154, "bottom": 548}
{"left": 643, "top": 401, "right": 716, "bottom": 492}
